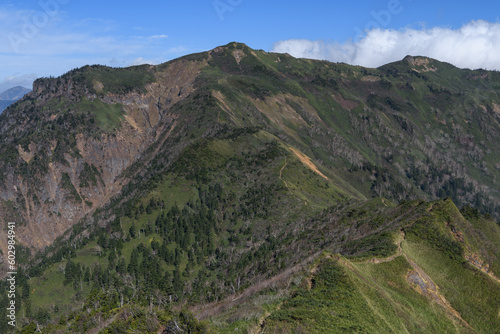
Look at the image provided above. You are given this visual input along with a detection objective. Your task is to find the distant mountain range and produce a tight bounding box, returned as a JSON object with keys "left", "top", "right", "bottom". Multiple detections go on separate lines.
{"left": 0, "top": 86, "right": 31, "bottom": 114}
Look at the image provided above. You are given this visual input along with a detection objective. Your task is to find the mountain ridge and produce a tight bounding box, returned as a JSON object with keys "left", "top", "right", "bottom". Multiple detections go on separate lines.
{"left": 0, "top": 42, "right": 499, "bottom": 332}
{"left": 0, "top": 86, "right": 31, "bottom": 101}
{"left": 1, "top": 42, "right": 500, "bottom": 255}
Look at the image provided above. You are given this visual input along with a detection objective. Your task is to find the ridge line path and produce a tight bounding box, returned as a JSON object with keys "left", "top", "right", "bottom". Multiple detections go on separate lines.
{"left": 358, "top": 229, "right": 405, "bottom": 265}
{"left": 279, "top": 156, "right": 302, "bottom": 203}
{"left": 349, "top": 229, "right": 473, "bottom": 330}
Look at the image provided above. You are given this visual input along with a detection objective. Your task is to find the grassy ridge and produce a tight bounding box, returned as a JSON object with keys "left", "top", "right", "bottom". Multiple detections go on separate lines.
{"left": 263, "top": 256, "right": 469, "bottom": 333}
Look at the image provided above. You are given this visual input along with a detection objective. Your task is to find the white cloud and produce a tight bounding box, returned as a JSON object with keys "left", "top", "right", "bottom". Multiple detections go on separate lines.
{"left": 128, "top": 57, "right": 158, "bottom": 66}
{"left": 0, "top": 6, "right": 184, "bottom": 92}
{"left": 149, "top": 34, "right": 168, "bottom": 39}
{"left": 271, "top": 20, "right": 500, "bottom": 70}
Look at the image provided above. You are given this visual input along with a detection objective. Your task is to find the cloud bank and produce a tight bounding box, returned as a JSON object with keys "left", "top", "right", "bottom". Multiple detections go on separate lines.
{"left": 271, "top": 20, "right": 500, "bottom": 70}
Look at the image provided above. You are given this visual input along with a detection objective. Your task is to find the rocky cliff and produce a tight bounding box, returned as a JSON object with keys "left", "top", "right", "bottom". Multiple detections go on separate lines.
{"left": 0, "top": 56, "right": 209, "bottom": 258}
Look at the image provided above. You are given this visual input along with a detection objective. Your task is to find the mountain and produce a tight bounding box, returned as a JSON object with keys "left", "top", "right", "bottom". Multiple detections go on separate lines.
{"left": 0, "top": 86, "right": 31, "bottom": 101}
{"left": 0, "top": 101, "right": 12, "bottom": 113}
{"left": 0, "top": 86, "right": 31, "bottom": 114}
{"left": 0, "top": 43, "right": 498, "bottom": 333}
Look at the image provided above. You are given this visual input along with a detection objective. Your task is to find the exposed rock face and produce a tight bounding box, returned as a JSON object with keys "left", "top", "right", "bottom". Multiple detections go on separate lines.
{"left": 1, "top": 129, "right": 144, "bottom": 250}
{"left": 0, "top": 57, "right": 208, "bottom": 256}
{"left": 403, "top": 55, "right": 415, "bottom": 65}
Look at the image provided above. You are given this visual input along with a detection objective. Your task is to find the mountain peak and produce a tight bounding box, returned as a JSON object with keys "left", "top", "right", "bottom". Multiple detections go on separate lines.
{"left": 0, "top": 86, "right": 31, "bottom": 100}
{"left": 0, "top": 86, "right": 31, "bottom": 114}
{"left": 218, "top": 41, "right": 251, "bottom": 50}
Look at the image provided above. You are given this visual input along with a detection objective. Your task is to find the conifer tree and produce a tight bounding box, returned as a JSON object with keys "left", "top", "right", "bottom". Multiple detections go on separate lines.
{"left": 128, "top": 247, "right": 139, "bottom": 277}
{"left": 129, "top": 223, "right": 137, "bottom": 239}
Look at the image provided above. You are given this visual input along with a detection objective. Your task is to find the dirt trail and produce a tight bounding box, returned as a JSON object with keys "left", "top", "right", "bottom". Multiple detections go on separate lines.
{"left": 254, "top": 254, "right": 332, "bottom": 333}
{"left": 253, "top": 310, "right": 270, "bottom": 334}
{"left": 345, "top": 229, "right": 473, "bottom": 330}
{"left": 253, "top": 302, "right": 283, "bottom": 334}
{"left": 359, "top": 229, "right": 405, "bottom": 264}
{"left": 304, "top": 254, "right": 333, "bottom": 290}
{"left": 335, "top": 254, "right": 402, "bottom": 322}
{"left": 279, "top": 156, "right": 302, "bottom": 203}
{"left": 279, "top": 157, "right": 287, "bottom": 179}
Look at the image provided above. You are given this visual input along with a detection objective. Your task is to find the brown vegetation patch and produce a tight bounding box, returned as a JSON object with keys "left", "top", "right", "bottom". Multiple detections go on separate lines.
{"left": 250, "top": 95, "right": 307, "bottom": 141}
{"left": 212, "top": 91, "right": 241, "bottom": 125}
{"left": 289, "top": 147, "right": 328, "bottom": 180}
{"left": 467, "top": 73, "right": 488, "bottom": 80}
{"left": 361, "top": 75, "right": 380, "bottom": 82}
{"left": 331, "top": 93, "right": 359, "bottom": 111}
{"left": 250, "top": 94, "right": 323, "bottom": 141}
{"left": 252, "top": 95, "right": 307, "bottom": 125}
{"left": 412, "top": 58, "right": 437, "bottom": 72}
{"left": 123, "top": 114, "right": 142, "bottom": 132}
{"left": 17, "top": 144, "right": 35, "bottom": 163}
{"left": 465, "top": 253, "right": 500, "bottom": 284}
{"left": 93, "top": 80, "right": 104, "bottom": 93}
{"left": 493, "top": 103, "right": 500, "bottom": 114}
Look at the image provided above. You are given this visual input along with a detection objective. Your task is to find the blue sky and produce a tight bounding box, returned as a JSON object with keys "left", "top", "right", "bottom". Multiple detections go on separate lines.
{"left": 0, "top": 0, "right": 499, "bottom": 92}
